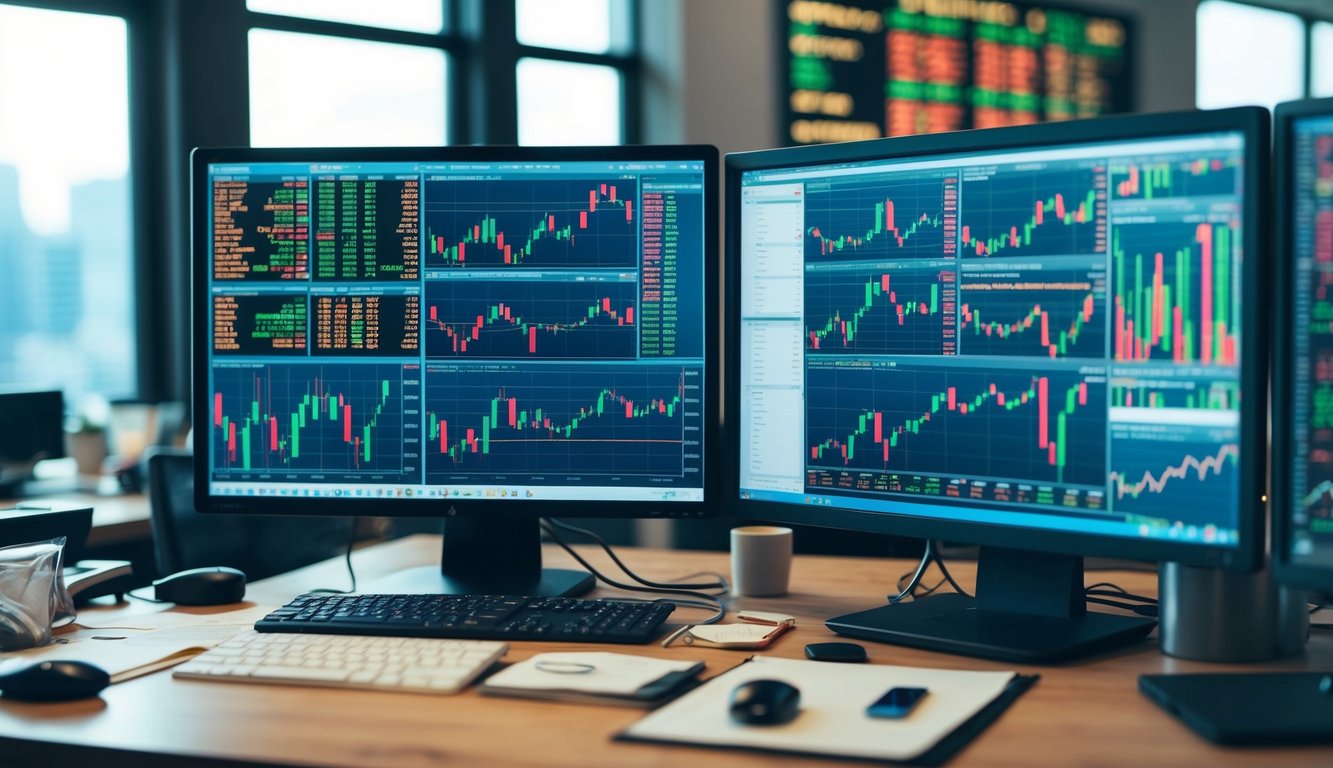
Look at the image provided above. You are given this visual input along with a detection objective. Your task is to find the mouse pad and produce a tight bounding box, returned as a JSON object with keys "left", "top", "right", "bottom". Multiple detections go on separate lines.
{"left": 1139, "top": 672, "right": 1333, "bottom": 746}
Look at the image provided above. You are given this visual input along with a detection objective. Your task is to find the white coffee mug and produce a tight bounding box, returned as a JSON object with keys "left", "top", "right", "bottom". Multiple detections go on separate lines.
{"left": 730, "top": 526, "right": 793, "bottom": 597}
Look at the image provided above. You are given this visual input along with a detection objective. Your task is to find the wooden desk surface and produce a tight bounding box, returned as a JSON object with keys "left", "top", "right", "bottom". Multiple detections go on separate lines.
{"left": 2, "top": 536, "right": 1330, "bottom": 768}
{"left": 1, "top": 492, "right": 152, "bottom": 548}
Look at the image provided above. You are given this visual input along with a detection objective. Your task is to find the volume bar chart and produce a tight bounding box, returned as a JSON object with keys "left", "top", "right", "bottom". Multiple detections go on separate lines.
{"left": 210, "top": 363, "right": 417, "bottom": 481}
{"left": 1112, "top": 220, "right": 1239, "bottom": 365}
{"left": 423, "top": 365, "right": 701, "bottom": 484}
{"left": 424, "top": 279, "right": 638, "bottom": 359}
{"left": 806, "top": 362, "right": 1105, "bottom": 488}
{"left": 1110, "top": 155, "right": 1239, "bottom": 200}
{"left": 424, "top": 179, "right": 637, "bottom": 269}
{"left": 958, "top": 267, "right": 1106, "bottom": 358}
{"left": 960, "top": 164, "right": 1107, "bottom": 257}
{"left": 804, "top": 267, "right": 957, "bottom": 355}
{"left": 803, "top": 173, "right": 957, "bottom": 261}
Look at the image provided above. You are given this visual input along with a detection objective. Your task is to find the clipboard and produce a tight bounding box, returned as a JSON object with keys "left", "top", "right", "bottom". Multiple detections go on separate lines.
{"left": 616, "top": 656, "right": 1038, "bottom": 765}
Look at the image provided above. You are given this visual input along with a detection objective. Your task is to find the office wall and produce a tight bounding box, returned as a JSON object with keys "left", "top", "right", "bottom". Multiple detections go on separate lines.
{"left": 640, "top": 0, "right": 1199, "bottom": 154}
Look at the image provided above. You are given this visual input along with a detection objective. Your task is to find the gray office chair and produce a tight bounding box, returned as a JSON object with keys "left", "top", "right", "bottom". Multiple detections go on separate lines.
{"left": 146, "top": 448, "right": 353, "bottom": 580}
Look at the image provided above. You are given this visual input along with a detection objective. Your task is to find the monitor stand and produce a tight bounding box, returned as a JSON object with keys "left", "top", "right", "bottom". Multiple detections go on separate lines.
{"left": 366, "top": 517, "right": 595, "bottom": 597}
{"left": 826, "top": 546, "right": 1156, "bottom": 663}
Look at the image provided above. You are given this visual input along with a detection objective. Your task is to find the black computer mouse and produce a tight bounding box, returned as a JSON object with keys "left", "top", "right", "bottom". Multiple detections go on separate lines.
{"left": 153, "top": 566, "right": 247, "bottom": 606}
{"left": 0, "top": 660, "right": 110, "bottom": 702}
{"left": 729, "top": 679, "right": 801, "bottom": 726}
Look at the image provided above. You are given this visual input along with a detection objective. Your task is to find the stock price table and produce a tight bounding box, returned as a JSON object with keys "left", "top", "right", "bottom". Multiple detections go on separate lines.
{"left": 212, "top": 178, "right": 309, "bottom": 280}
{"left": 312, "top": 176, "right": 420, "bottom": 281}
{"left": 313, "top": 293, "right": 421, "bottom": 357}
{"left": 213, "top": 294, "right": 308, "bottom": 356}
{"left": 782, "top": 0, "right": 1134, "bottom": 144}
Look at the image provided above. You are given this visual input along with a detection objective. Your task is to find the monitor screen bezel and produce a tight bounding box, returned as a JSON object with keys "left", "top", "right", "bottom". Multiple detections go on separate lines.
{"left": 191, "top": 144, "right": 720, "bottom": 520}
{"left": 725, "top": 107, "right": 1268, "bottom": 571}
{"left": 1273, "top": 97, "right": 1333, "bottom": 593}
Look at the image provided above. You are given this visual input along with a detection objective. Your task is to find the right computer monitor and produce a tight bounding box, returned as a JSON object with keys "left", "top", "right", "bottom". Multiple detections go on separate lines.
{"left": 728, "top": 107, "right": 1269, "bottom": 662}
{"left": 1276, "top": 97, "right": 1333, "bottom": 597}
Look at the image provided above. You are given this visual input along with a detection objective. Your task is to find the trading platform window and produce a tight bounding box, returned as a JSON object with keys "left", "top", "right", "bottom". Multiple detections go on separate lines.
{"left": 1196, "top": 1, "right": 1305, "bottom": 112}
{"left": 0, "top": 4, "right": 135, "bottom": 403}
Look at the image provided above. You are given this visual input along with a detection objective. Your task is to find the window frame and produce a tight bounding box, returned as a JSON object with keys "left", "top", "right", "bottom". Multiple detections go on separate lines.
{"left": 1197, "top": 0, "right": 1333, "bottom": 102}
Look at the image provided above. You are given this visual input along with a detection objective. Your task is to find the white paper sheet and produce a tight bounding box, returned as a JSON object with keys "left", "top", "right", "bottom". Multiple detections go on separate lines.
{"left": 621, "top": 655, "right": 1017, "bottom": 762}
{"left": 0, "top": 621, "right": 257, "bottom": 683}
{"left": 484, "top": 652, "right": 703, "bottom": 696}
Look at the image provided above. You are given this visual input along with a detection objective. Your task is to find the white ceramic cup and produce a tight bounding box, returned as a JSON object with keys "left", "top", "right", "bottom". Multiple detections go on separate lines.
{"left": 730, "top": 526, "right": 794, "bottom": 597}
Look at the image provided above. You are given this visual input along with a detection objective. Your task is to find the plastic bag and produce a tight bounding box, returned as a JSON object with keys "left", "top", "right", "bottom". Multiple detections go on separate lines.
{"left": 0, "top": 536, "right": 77, "bottom": 651}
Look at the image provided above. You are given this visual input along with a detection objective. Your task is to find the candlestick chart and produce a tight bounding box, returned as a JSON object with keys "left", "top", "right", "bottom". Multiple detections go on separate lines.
{"left": 803, "top": 173, "right": 957, "bottom": 261}
{"left": 959, "top": 164, "right": 1107, "bottom": 257}
{"left": 957, "top": 268, "right": 1105, "bottom": 358}
{"left": 805, "top": 363, "right": 1105, "bottom": 487}
{"left": 423, "top": 364, "right": 700, "bottom": 482}
{"left": 804, "top": 267, "right": 957, "bottom": 355}
{"left": 423, "top": 178, "right": 637, "bottom": 269}
{"left": 209, "top": 363, "right": 415, "bottom": 479}
{"left": 424, "top": 279, "right": 638, "bottom": 359}
{"left": 1111, "top": 219, "right": 1240, "bottom": 366}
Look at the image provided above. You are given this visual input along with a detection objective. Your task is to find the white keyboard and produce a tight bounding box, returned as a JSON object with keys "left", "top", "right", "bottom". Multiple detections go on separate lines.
{"left": 173, "top": 631, "right": 508, "bottom": 695}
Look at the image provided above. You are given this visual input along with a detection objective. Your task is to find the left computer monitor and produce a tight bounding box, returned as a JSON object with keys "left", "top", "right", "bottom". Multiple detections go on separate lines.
{"left": 191, "top": 146, "right": 718, "bottom": 596}
{"left": 0, "top": 390, "right": 64, "bottom": 494}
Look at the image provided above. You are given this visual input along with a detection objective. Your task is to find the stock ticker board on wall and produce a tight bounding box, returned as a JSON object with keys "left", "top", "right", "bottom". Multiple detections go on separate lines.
{"left": 782, "top": 0, "right": 1134, "bottom": 144}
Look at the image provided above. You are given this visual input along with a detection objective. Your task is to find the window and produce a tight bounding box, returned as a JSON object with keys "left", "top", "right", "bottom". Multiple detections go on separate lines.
{"left": 1314, "top": 22, "right": 1333, "bottom": 98}
{"left": 246, "top": 3, "right": 454, "bottom": 147}
{"left": 517, "top": 59, "right": 622, "bottom": 145}
{"left": 246, "top": 0, "right": 443, "bottom": 34}
{"left": 515, "top": 0, "right": 636, "bottom": 146}
{"left": 1197, "top": 0, "right": 1333, "bottom": 109}
{"left": 0, "top": 4, "right": 134, "bottom": 403}
{"left": 248, "top": 29, "right": 448, "bottom": 148}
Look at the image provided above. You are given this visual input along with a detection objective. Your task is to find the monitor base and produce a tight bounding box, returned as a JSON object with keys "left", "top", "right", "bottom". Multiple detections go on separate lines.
{"left": 365, "top": 564, "right": 595, "bottom": 597}
{"left": 827, "top": 592, "right": 1156, "bottom": 664}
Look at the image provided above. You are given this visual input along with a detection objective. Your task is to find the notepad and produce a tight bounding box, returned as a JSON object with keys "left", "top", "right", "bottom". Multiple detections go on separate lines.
{"left": 618, "top": 655, "right": 1034, "bottom": 763}
{"left": 481, "top": 651, "right": 705, "bottom": 706}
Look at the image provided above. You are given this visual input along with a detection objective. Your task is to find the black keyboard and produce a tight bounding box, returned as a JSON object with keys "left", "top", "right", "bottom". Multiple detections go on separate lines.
{"left": 254, "top": 593, "right": 676, "bottom": 644}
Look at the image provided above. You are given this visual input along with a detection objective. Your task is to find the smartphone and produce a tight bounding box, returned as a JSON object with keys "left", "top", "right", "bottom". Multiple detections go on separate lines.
{"left": 866, "top": 687, "right": 929, "bottom": 719}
